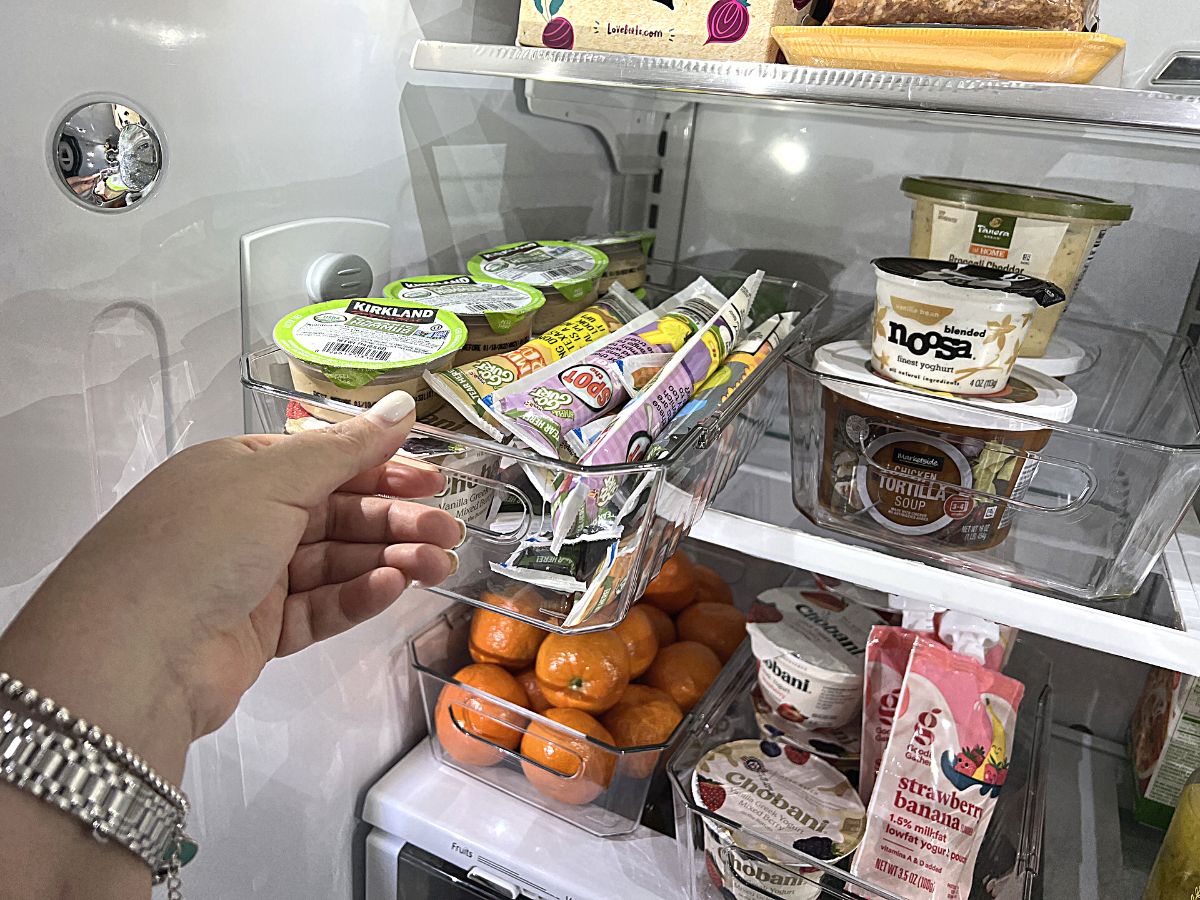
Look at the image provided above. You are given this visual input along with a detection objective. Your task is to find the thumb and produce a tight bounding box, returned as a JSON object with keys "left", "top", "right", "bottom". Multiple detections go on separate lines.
{"left": 266, "top": 391, "right": 417, "bottom": 502}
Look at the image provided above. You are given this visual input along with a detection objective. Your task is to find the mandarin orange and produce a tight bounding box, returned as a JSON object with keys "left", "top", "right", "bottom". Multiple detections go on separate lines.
{"left": 612, "top": 607, "right": 659, "bottom": 679}
{"left": 520, "top": 708, "right": 616, "bottom": 805}
{"left": 675, "top": 602, "right": 748, "bottom": 663}
{"left": 535, "top": 631, "right": 631, "bottom": 714}
{"left": 641, "top": 641, "right": 722, "bottom": 713}
{"left": 468, "top": 587, "right": 549, "bottom": 670}
{"left": 640, "top": 552, "right": 698, "bottom": 615}
{"left": 435, "top": 664, "right": 529, "bottom": 767}
{"left": 693, "top": 564, "right": 734, "bottom": 605}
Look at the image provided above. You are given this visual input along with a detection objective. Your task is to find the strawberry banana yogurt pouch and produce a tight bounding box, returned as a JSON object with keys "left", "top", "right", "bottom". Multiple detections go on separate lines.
{"left": 858, "top": 626, "right": 921, "bottom": 806}
{"left": 851, "top": 636, "right": 1024, "bottom": 899}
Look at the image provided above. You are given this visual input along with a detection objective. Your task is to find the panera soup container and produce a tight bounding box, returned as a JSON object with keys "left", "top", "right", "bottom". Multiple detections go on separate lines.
{"left": 871, "top": 258, "right": 1065, "bottom": 396}
{"left": 468, "top": 240, "right": 608, "bottom": 334}
{"left": 383, "top": 275, "right": 545, "bottom": 365}
{"left": 901, "top": 176, "right": 1132, "bottom": 357}
{"left": 572, "top": 231, "right": 655, "bottom": 292}
{"left": 815, "top": 340, "right": 1077, "bottom": 552}
{"left": 693, "top": 739, "right": 866, "bottom": 900}
{"left": 273, "top": 298, "right": 467, "bottom": 420}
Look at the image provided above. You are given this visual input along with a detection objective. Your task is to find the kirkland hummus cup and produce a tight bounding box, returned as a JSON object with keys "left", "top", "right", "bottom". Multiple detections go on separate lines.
{"left": 468, "top": 240, "right": 608, "bottom": 334}
{"left": 748, "top": 587, "right": 884, "bottom": 730}
{"left": 902, "top": 176, "right": 1132, "bottom": 357}
{"left": 272, "top": 298, "right": 467, "bottom": 420}
{"left": 572, "top": 231, "right": 655, "bottom": 292}
{"left": 693, "top": 738, "right": 866, "bottom": 898}
{"left": 871, "top": 258, "right": 1065, "bottom": 395}
{"left": 815, "top": 339, "right": 1078, "bottom": 552}
{"left": 383, "top": 275, "right": 545, "bottom": 365}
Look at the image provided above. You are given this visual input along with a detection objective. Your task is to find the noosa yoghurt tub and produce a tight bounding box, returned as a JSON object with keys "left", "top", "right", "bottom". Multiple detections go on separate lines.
{"left": 749, "top": 587, "right": 885, "bottom": 730}
{"left": 871, "top": 258, "right": 1065, "bottom": 395}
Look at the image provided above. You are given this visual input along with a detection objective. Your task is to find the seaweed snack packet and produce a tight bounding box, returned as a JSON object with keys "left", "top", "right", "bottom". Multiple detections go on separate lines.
{"left": 485, "top": 278, "right": 726, "bottom": 458}
{"left": 851, "top": 636, "right": 1024, "bottom": 899}
{"left": 549, "top": 272, "right": 762, "bottom": 546}
{"left": 859, "top": 626, "right": 922, "bottom": 806}
{"left": 424, "top": 288, "right": 647, "bottom": 438}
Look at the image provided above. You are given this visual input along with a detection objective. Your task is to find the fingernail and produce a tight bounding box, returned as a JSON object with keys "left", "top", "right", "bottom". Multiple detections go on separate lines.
{"left": 364, "top": 391, "right": 415, "bottom": 426}
{"left": 453, "top": 518, "right": 468, "bottom": 549}
{"left": 445, "top": 549, "right": 459, "bottom": 577}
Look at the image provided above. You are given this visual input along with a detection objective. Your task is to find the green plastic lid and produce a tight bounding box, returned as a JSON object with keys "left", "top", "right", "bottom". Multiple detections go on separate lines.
{"left": 468, "top": 241, "right": 608, "bottom": 303}
{"left": 901, "top": 175, "right": 1132, "bottom": 223}
{"left": 382, "top": 275, "right": 545, "bottom": 335}
{"left": 572, "top": 230, "right": 656, "bottom": 257}
{"left": 273, "top": 298, "right": 467, "bottom": 390}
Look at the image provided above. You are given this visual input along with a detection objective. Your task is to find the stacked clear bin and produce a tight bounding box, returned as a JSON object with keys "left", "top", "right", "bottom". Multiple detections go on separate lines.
{"left": 669, "top": 641, "right": 1053, "bottom": 900}
{"left": 787, "top": 308, "right": 1200, "bottom": 600}
{"left": 243, "top": 263, "right": 825, "bottom": 632}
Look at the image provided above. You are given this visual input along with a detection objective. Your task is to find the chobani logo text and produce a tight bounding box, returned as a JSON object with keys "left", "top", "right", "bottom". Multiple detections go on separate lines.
{"left": 793, "top": 602, "right": 868, "bottom": 657}
{"left": 726, "top": 771, "right": 831, "bottom": 832}
{"left": 345, "top": 301, "right": 438, "bottom": 324}
{"left": 970, "top": 212, "right": 1017, "bottom": 258}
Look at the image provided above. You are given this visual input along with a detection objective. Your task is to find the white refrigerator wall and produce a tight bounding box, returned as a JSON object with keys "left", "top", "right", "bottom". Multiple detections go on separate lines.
{"left": 0, "top": 2, "right": 613, "bottom": 898}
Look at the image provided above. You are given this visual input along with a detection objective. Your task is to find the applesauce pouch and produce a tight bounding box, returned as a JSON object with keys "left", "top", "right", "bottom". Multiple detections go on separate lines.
{"left": 851, "top": 636, "right": 1024, "bottom": 899}
{"left": 859, "top": 626, "right": 921, "bottom": 806}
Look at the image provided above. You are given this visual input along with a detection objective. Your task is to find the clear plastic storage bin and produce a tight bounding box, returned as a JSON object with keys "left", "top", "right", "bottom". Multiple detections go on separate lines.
{"left": 243, "top": 264, "right": 824, "bottom": 632}
{"left": 669, "top": 640, "right": 1052, "bottom": 900}
{"left": 787, "top": 309, "right": 1200, "bottom": 601}
{"left": 410, "top": 605, "right": 754, "bottom": 837}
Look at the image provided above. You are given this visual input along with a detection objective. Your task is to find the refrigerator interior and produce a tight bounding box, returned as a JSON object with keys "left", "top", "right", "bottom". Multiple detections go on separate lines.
{"left": 3, "top": 0, "right": 1200, "bottom": 898}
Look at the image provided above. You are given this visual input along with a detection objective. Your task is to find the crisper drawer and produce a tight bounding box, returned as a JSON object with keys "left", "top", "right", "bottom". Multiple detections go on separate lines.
{"left": 668, "top": 639, "right": 1053, "bottom": 900}
{"left": 242, "top": 265, "right": 824, "bottom": 632}
{"left": 788, "top": 308, "right": 1200, "bottom": 601}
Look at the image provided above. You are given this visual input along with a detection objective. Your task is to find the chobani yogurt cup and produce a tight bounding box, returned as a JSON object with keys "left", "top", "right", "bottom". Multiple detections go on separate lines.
{"left": 751, "top": 686, "right": 861, "bottom": 777}
{"left": 748, "top": 587, "right": 884, "bottom": 730}
{"left": 273, "top": 299, "right": 467, "bottom": 420}
{"left": 815, "top": 339, "right": 1077, "bottom": 552}
{"left": 468, "top": 241, "right": 608, "bottom": 334}
{"left": 383, "top": 275, "right": 545, "bottom": 365}
{"left": 902, "top": 176, "right": 1131, "bottom": 358}
{"left": 408, "top": 406, "right": 501, "bottom": 526}
{"left": 572, "top": 231, "right": 655, "bottom": 292}
{"left": 693, "top": 738, "right": 865, "bottom": 889}
{"left": 871, "top": 258, "right": 1065, "bottom": 395}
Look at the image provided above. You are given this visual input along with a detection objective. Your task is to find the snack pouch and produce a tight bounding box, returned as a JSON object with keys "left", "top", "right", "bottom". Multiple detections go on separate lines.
{"left": 550, "top": 271, "right": 762, "bottom": 545}
{"left": 485, "top": 278, "right": 726, "bottom": 457}
{"left": 859, "top": 626, "right": 921, "bottom": 805}
{"left": 424, "top": 289, "right": 647, "bottom": 438}
{"left": 851, "top": 637, "right": 1025, "bottom": 899}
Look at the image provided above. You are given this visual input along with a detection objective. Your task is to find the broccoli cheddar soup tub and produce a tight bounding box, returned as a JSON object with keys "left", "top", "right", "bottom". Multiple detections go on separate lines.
{"left": 815, "top": 340, "right": 1076, "bottom": 552}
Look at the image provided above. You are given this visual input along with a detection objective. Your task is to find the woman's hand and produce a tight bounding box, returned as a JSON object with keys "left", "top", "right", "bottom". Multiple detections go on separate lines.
{"left": 0, "top": 391, "right": 460, "bottom": 782}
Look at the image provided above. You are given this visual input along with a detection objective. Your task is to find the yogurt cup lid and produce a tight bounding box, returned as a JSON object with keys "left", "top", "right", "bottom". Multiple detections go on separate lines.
{"left": 468, "top": 241, "right": 608, "bottom": 303}
{"left": 751, "top": 688, "right": 862, "bottom": 762}
{"left": 572, "top": 230, "right": 656, "bottom": 256}
{"left": 814, "top": 340, "right": 1078, "bottom": 430}
{"left": 383, "top": 275, "right": 545, "bottom": 334}
{"left": 273, "top": 299, "right": 467, "bottom": 390}
{"left": 1018, "top": 335, "right": 1093, "bottom": 378}
{"left": 748, "top": 587, "right": 883, "bottom": 681}
{"left": 900, "top": 176, "right": 1132, "bottom": 223}
{"left": 873, "top": 258, "right": 1066, "bottom": 309}
{"left": 692, "top": 739, "right": 866, "bottom": 864}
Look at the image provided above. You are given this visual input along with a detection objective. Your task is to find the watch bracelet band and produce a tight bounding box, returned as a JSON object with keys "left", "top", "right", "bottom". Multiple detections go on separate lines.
{"left": 0, "top": 708, "right": 186, "bottom": 877}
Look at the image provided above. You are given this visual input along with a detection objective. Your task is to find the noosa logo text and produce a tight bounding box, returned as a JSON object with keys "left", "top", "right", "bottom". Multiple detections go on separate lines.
{"left": 887, "top": 322, "right": 974, "bottom": 361}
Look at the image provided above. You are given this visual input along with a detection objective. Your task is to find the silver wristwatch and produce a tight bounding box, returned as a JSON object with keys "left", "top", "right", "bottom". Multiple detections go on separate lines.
{"left": 0, "top": 707, "right": 191, "bottom": 883}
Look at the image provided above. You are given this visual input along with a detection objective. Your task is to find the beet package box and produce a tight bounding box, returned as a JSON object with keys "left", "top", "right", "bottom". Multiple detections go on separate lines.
{"left": 517, "top": 0, "right": 807, "bottom": 63}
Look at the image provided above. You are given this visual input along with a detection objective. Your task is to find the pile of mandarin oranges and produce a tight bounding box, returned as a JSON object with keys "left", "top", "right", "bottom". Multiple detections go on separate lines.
{"left": 435, "top": 550, "right": 749, "bottom": 806}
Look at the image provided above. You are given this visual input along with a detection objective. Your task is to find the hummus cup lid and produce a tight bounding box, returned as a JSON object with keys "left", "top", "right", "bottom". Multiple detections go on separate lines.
{"left": 873, "top": 258, "right": 1066, "bottom": 309}
{"left": 467, "top": 241, "right": 608, "bottom": 303}
{"left": 382, "top": 274, "right": 546, "bottom": 335}
{"left": 692, "top": 739, "right": 866, "bottom": 866}
{"left": 814, "top": 340, "right": 1077, "bottom": 430}
{"left": 572, "top": 230, "right": 656, "bottom": 257}
{"left": 273, "top": 298, "right": 467, "bottom": 390}
{"left": 900, "top": 176, "right": 1132, "bottom": 223}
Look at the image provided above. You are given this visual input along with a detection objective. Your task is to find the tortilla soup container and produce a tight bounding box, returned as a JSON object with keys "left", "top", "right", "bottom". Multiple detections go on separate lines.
{"left": 572, "top": 231, "right": 655, "bottom": 292}
{"left": 468, "top": 240, "right": 608, "bottom": 334}
{"left": 748, "top": 587, "right": 884, "bottom": 730}
{"left": 871, "top": 258, "right": 1065, "bottom": 395}
{"left": 273, "top": 298, "right": 467, "bottom": 421}
{"left": 693, "top": 738, "right": 865, "bottom": 899}
{"left": 384, "top": 275, "right": 545, "bottom": 365}
{"left": 815, "top": 339, "right": 1077, "bottom": 552}
{"left": 901, "top": 176, "right": 1132, "bottom": 357}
